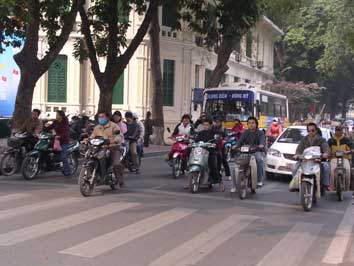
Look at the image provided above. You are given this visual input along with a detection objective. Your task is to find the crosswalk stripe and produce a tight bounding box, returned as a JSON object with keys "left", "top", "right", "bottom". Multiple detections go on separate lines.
{"left": 148, "top": 214, "right": 257, "bottom": 266}
{"left": 322, "top": 200, "right": 354, "bottom": 264}
{"left": 0, "top": 202, "right": 139, "bottom": 246}
{"left": 0, "top": 197, "right": 83, "bottom": 221}
{"left": 60, "top": 208, "right": 196, "bottom": 258}
{"left": 256, "top": 222, "right": 322, "bottom": 266}
{"left": 0, "top": 193, "right": 30, "bottom": 203}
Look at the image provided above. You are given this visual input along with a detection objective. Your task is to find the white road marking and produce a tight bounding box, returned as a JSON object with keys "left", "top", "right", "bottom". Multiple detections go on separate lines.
{"left": 0, "top": 197, "right": 83, "bottom": 221}
{"left": 256, "top": 222, "right": 322, "bottom": 266}
{"left": 0, "top": 193, "right": 30, "bottom": 203}
{"left": 151, "top": 184, "right": 167, "bottom": 190}
{"left": 148, "top": 214, "right": 257, "bottom": 266}
{"left": 0, "top": 202, "right": 139, "bottom": 246}
{"left": 322, "top": 199, "right": 354, "bottom": 264}
{"left": 60, "top": 208, "right": 196, "bottom": 258}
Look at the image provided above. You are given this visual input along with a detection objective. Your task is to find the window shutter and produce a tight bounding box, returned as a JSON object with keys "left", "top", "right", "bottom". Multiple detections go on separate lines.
{"left": 47, "top": 55, "right": 67, "bottom": 103}
{"left": 112, "top": 74, "right": 124, "bottom": 105}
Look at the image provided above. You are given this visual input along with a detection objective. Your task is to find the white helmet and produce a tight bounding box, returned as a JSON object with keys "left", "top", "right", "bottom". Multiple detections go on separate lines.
{"left": 132, "top": 112, "right": 139, "bottom": 120}
{"left": 273, "top": 117, "right": 279, "bottom": 122}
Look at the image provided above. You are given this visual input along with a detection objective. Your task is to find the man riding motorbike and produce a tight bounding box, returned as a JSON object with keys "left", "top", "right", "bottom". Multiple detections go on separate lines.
{"left": 292, "top": 122, "right": 331, "bottom": 190}
{"left": 172, "top": 114, "right": 195, "bottom": 137}
{"left": 19, "top": 109, "right": 43, "bottom": 146}
{"left": 231, "top": 116, "right": 266, "bottom": 192}
{"left": 124, "top": 111, "right": 140, "bottom": 173}
{"left": 90, "top": 112, "right": 125, "bottom": 187}
{"left": 328, "top": 126, "right": 354, "bottom": 196}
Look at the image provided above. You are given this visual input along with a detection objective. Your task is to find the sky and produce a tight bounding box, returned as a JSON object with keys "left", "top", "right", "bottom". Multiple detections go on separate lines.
{"left": 0, "top": 45, "right": 21, "bottom": 117}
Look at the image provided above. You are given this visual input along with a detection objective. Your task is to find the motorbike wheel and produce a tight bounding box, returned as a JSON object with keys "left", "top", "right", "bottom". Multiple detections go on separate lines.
{"left": 79, "top": 167, "right": 95, "bottom": 197}
{"left": 336, "top": 174, "right": 344, "bottom": 201}
{"left": 21, "top": 155, "right": 39, "bottom": 180}
{"left": 0, "top": 153, "right": 19, "bottom": 176}
{"left": 237, "top": 175, "right": 247, "bottom": 200}
{"left": 301, "top": 182, "right": 313, "bottom": 212}
{"left": 172, "top": 158, "right": 181, "bottom": 179}
{"left": 188, "top": 172, "right": 201, "bottom": 194}
{"left": 67, "top": 154, "right": 79, "bottom": 176}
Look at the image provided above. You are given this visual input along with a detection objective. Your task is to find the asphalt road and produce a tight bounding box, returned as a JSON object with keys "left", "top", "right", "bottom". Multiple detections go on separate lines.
{"left": 0, "top": 155, "right": 353, "bottom": 266}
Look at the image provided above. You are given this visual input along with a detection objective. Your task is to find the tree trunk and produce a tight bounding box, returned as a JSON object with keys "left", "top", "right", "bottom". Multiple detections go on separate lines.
{"left": 12, "top": 69, "right": 39, "bottom": 129}
{"left": 97, "top": 84, "right": 114, "bottom": 115}
{"left": 208, "top": 38, "right": 236, "bottom": 88}
{"left": 149, "top": 4, "right": 165, "bottom": 145}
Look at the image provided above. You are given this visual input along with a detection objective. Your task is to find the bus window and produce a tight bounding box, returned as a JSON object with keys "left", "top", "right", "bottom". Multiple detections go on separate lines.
{"left": 204, "top": 99, "right": 253, "bottom": 121}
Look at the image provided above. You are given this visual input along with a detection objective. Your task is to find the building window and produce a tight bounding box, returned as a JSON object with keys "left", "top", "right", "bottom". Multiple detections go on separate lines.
{"left": 162, "top": 2, "right": 178, "bottom": 28}
{"left": 112, "top": 74, "right": 124, "bottom": 104}
{"left": 234, "top": 76, "right": 240, "bottom": 83}
{"left": 246, "top": 31, "right": 253, "bottom": 58}
{"left": 47, "top": 55, "right": 67, "bottom": 103}
{"left": 221, "top": 74, "right": 228, "bottom": 84}
{"left": 163, "top": 59, "right": 175, "bottom": 106}
{"left": 205, "top": 68, "right": 213, "bottom": 88}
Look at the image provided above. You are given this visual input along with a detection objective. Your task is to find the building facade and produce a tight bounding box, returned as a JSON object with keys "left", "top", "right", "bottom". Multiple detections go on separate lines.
{"left": 32, "top": 7, "right": 283, "bottom": 129}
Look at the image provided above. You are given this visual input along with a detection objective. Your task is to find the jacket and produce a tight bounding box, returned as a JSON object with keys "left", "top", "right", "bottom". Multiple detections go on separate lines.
{"left": 236, "top": 129, "right": 266, "bottom": 148}
{"left": 328, "top": 135, "right": 354, "bottom": 160}
{"left": 231, "top": 123, "right": 245, "bottom": 141}
{"left": 296, "top": 135, "right": 330, "bottom": 156}
{"left": 115, "top": 121, "right": 127, "bottom": 143}
{"left": 124, "top": 121, "right": 140, "bottom": 141}
{"left": 173, "top": 123, "right": 195, "bottom": 137}
{"left": 20, "top": 117, "right": 43, "bottom": 136}
{"left": 267, "top": 124, "right": 283, "bottom": 137}
{"left": 144, "top": 118, "right": 153, "bottom": 135}
{"left": 90, "top": 121, "right": 122, "bottom": 145}
{"left": 47, "top": 118, "right": 69, "bottom": 145}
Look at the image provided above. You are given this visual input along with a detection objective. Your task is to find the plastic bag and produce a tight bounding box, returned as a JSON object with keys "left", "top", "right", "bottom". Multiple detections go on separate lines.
{"left": 289, "top": 173, "right": 299, "bottom": 191}
{"left": 53, "top": 136, "right": 62, "bottom": 152}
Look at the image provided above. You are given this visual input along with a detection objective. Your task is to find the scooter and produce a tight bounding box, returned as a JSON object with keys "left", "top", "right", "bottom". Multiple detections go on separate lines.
{"left": 167, "top": 134, "right": 190, "bottom": 179}
{"left": 297, "top": 146, "right": 323, "bottom": 212}
{"left": 79, "top": 136, "right": 126, "bottom": 197}
{"left": 224, "top": 132, "right": 237, "bottom": 162}
{"left": 187, "top": 141, "right": 216, "bottom": 193}
{"left": 331, "top": 150, "right": 352, "bottom": 201}
{"left": 233, "top": 146, "right": 259, "bottom": 200}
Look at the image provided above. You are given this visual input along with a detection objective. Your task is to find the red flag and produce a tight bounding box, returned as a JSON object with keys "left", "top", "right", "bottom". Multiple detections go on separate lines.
{"left": 13, "top": 69, "right": 19, "bottom": 75}
{"left": 1, "top": 76, "right": 6, "bottom": 82}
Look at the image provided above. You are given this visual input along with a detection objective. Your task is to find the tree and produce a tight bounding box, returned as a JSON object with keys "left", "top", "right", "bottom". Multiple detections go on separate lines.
{"left": 181, "top": 0, "right": 263, "bottom": 88}
{"left": 0, "top": 0, "right": 79, "bottom": 128}
{"left": 74, "top": 0, "right": 158, "bottom": 114}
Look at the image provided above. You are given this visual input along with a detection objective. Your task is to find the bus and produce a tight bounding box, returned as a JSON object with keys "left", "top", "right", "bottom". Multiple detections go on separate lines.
{"left": 203, "top": 83, "right": 289, "bottom": 129}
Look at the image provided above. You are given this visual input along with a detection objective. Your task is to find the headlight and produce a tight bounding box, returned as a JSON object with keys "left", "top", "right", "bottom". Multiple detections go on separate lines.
{"left": 268, "top": 148, "right": 281, "bottom": 157}
{"left": 304, "top": 154, "right": 313, "bottom": 160}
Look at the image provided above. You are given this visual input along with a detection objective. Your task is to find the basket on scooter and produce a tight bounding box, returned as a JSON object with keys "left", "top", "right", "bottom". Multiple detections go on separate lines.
{"left": 235, "top": 154, "right": 251, "bottom": 166}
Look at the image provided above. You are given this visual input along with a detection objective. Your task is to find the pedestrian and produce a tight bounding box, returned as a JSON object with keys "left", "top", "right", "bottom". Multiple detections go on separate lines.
{"left": 144, "top": 111, "right": 153, "bottom": 147}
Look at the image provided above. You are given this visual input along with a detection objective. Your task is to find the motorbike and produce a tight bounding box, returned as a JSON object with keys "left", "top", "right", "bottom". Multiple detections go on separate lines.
{"left": 233, "top": 146, "right": 259, "bottom": 199}
{"left": 187, "top": 141, "right": 216, "bottom": 193}
{"left": 331, "top": 150, "right": 353, "bottom": 201}
{"left": 79, "top": 137, "right": 126, "bottom": 197}
{"left": 167, "top": 134, "right": 190, "bottom": 179}
{"left": 0, "top": 132, "right": 35, "bottom": 176}
{"left": 224, "top": 132, "right": 237, "bottom": 162}
{"left": 21, "top": 132, "right": 79, "bottom": 180}
{"left": 124, "top": 138, "right": 142, "bottom": 173}
{"left": 296, "top": 147, "right": 324, "bottom": 212}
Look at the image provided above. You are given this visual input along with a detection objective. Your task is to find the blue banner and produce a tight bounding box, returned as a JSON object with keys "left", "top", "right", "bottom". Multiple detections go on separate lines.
{"left": 205, "top": 90, "right": 254, "bottom": 101}
{"left": 193, "top": 88, "right": 204, "bottom": 103}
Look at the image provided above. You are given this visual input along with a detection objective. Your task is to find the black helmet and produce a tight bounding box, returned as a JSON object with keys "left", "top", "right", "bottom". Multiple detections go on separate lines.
{"left": 125, "top": 111, "right": 133, "bottom": 118}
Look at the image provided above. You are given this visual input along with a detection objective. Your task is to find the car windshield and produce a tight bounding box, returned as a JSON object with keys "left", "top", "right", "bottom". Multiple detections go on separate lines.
{"left": 277, "top": 128, "right": 329, "bottom": 144}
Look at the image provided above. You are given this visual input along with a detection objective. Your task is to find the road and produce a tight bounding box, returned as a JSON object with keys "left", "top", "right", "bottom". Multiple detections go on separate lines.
{"left": 0, "top": 155, "right": 353, "bottom": 266}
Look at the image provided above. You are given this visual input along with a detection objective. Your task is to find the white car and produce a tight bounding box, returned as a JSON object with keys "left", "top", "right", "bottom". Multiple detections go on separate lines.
{"left": 265, "top": 126, "right": 332, "bottom": 177}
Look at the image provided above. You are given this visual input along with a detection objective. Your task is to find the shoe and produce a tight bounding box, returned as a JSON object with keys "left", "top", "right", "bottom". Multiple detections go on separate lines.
{"left": 230, "top": 187, "right": 236, "bottom": 193}
{"left": 257, "top": 182, "right": 263, "bottom": 188}
{"left": 226, "top": 176, "right": 231, "bottom": 181}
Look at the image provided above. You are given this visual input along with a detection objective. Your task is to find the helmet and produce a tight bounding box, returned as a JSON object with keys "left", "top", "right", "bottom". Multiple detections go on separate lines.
{"left": 125, "top": 111, "right": 133, "bottom": 119}
{"left": 273, "top": 118, "right": 279, "bottom": 122}
{"left": 132, "top": 112, "right": 139, "bottom": 119}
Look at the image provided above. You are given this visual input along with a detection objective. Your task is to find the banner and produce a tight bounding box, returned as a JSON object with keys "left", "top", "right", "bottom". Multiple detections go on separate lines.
{"left": 0, "top": 45, "right": 21, "bottom": 117}
{"left": 205, "top": 90, "right": 254, "bottom": 101}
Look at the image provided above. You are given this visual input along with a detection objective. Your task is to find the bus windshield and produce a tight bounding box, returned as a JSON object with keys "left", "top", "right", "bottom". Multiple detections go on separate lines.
{"left": 204, "top": 90, "right": 254, "bottom": 121}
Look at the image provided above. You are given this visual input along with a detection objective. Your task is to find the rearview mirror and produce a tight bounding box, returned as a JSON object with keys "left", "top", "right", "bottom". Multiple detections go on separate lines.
{"left": 167, "top": 127, "right": 171, "bottom": 133}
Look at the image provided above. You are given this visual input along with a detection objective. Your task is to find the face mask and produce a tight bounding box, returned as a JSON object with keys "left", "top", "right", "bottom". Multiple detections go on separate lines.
{"left": 98, "top": 118, "right": 107, "bottom": 125}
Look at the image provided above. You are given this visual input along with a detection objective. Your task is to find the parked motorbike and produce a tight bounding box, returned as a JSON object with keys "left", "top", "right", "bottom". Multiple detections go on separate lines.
{"left": 297, "top": 147, "right": 324, "bottom": 212}
{"left": 224, "top": 132, "right": 237, "bottom": 162}
{"left": 79, "top": 137, "right": 126, "bottom": 196}
{"left": 0, "top": 132, "right": 35, "bottom": 176}
{"left": 167, "top": 134, "right": 190, "bottom": 179}
{"left": 331, "top": 150, "right": 353, "bottom": 201}
{"left": 187, "top": 141, "right": 216, "bottom": 193}
{"left": 233, "top": 146, "right": 259, "bottom": 200}
{"left": 21, "top": 132, "right": 79, "bottom": 180}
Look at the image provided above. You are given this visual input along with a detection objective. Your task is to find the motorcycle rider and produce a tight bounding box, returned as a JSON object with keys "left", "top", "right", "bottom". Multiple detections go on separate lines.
{"left": 266, "top": 118, "right": 283, "bottom": 144}
{"left": 231, "top": 116, "right": 266, "bottom": 192}
{"left": 194, "top": 112, "right": 207, "bottom": 132}
{"left": 124, "top": 111, "right": 140, "bottom": 173}
{"left": 172, "top": 114, "right": 195, "bottom": 137}
{"left": 212, "top": 116, "right": 231, "bottom": 182}
{"left": 133, "top": 112, "right": 145, "bottom": 157}
{"left": 90, "top": 112, "right": 125, "bottom": 187}
{"left": 231, "top": 118, "right": 245, "bottom": 141}
{"left": 195, "top": 118, "right": 223, "bottom": 191}
{"left": 328, "top": 126, "right": 354, "bottom": 194}
{"left": 292, "top": 122, "right": 331, "bottom": 190}
{"left": 112, "top": 111, "right": 127, "bottom": 143}
{"left": 46, "top": 111, "right": 71, "bottom": 176}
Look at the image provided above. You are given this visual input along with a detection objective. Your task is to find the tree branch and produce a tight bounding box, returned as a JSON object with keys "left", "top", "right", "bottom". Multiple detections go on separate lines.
{"left": 105, "top": 0, "right": 119, "bottom": 74}
{"left": 40, "top": 0, "right": 80, "bottom": 74}
{"left": 78, "top": 1, "right": 103, "bottom": 82}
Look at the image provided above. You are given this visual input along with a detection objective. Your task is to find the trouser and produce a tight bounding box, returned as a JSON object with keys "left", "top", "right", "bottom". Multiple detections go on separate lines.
{"left": 144, "top": 133, "right": 151, "bottom": 147}
{"left": 254, "top": 151, "right": 265, "bottom": 182}
{"left": 111, "top": 150, "right": 124, "bottom": 184}
{"left": 217, "top": 148, "right": 231, "bottom": 177}
{"left": 292, "top": 161, "right": 331, "bottom": 186}
{"left": 209, "top": 151, "right": 221, "bottom": 184}
{"left": 129, "top": 141, "right": 139, "bottom": 169}
{"left": 60, "top": 144, "right": 70, "bottom": 176}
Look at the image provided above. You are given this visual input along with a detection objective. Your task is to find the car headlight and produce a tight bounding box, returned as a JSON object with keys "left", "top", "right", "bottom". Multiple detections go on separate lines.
{"left": 268, "top": 148, "right": 281, "bottom": 157}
